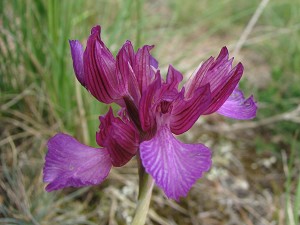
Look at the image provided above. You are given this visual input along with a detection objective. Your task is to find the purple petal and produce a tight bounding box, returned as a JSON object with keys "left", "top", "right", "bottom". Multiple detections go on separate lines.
{"left": 83, "top": 25, "right": 121, "bottom": 104}
{"left": 43, "top": 133, "right": 111, "bottom": 191}
{"left": 201, "top": 47, "right": 233, "bottom": 94}
{"left": 150, "top": 54, "right": 159, "bottom": 70}
{"left": 210, "top": 46, "right": 230, "bottom": 71}
{"left": 171, "top": 84, "right": 211, "bottom": 135}
{"left": 217, "top": 88, "right": 257, "bottom": 119}
{"left": 157, "top": 66, "right": 183, "bottom": 103}
{"left": 184, "top": 47, "right": 244, "bottom": 114}
{"left": 138, "top": 72, "right": 161, "bottom": 133}
{"left": 184, "top": 57, "right": 215, "bottom": 98}
{"left": 96, "top": 108, "right": 139, "bottom": 167}
{"left": 69, "top": 40, "right": 85, "bottom": 86}
{"left": 165, "top": 65, "right": 183, "bottom": 91}
{"left": 203, "top": 62, "right": 244, "bottom": 114}
{"left": 116, "top": 41, "right": 140, "bottom": 103}
{"left": 140, "top": 125, "right": 212, "bottom": 201}
{"left": 135, "top": 45, "right": 157, "bottom": 93}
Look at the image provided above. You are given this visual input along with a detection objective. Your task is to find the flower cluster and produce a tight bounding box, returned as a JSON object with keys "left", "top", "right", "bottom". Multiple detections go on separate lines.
{"left": 43, "top": 25, "right": 257, "bottom": 200}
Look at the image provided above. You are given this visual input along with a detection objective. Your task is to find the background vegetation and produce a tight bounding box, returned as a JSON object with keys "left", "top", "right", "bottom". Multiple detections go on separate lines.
{"left": 1, "top": 0, "right": 299, "bottom": 224}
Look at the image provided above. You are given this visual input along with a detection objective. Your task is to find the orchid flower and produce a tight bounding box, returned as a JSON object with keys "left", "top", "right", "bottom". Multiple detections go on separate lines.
{"left": 43, "top": 25, "right": 257, "bottom": 220}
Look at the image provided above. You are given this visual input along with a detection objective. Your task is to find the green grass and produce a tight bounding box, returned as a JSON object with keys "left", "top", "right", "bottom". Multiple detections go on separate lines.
{"left": 284, "top": 132, "right": 300, "bottom": 225}
{"left": 1, "top": 0, "right": 300, "bottom": 224}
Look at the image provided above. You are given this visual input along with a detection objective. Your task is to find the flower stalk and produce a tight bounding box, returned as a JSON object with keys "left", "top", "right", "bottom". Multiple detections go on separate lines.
{"left": 132, "top": 153, "right": 154, "bottom": 225}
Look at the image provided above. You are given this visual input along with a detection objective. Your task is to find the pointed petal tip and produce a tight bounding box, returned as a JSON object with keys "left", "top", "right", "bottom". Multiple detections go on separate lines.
{"left": 166, "top": 64, "right": 183, "bottom": 89}
{"left": 91, "top": 25, "right": 101, "bottom": 34}
{"left": 124, "top": 40, "right": 132, "bottom": 45}
{"left": 221, "top": 46, "right": 228, "bottom": 53}
{"left": 119, "top": 40, "right": 134, "bottom": 51}
{"left": 69, "top": 40, "right": 82, "bottom": 49}
{"left": 236, "top": 62, "right": 244, "bottom": 72}
{"left": 218, "top": 46, "right": 229, "bottom": 59}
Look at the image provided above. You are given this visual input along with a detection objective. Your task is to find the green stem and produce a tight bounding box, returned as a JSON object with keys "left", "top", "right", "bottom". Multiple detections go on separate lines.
{"left": 132, "top": 153, "right": 154, "bottom": 225}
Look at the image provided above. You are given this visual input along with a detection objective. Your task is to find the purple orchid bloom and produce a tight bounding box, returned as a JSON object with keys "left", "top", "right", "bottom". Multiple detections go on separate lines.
{"left": 43, "top": 25, "right": 257, "bottom": 200}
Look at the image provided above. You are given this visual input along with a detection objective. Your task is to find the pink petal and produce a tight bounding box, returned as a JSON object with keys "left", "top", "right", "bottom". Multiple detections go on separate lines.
{"left": 199, "top": 47, "right": 232, "bottom": 94}
{"left": 43, "top": 133, "right": 111, "bottom": 191}
{"left": 140, "top": 125, "right": 212, "bottom": 201}
{"left": 158, "top": 66, "right": 183, "bottom": 104}
{"left": 171, "top": 84, "right": 211, "bottom": 135}
{"left": 184, "top": 47, "right": 244, "bottom": 114}
{"left": 203, "top": 62, "right": 244, "bottom": 114}
{"left": 116, "top": 41, "right": 141, "bottom": 103}
{"left": 96, "top": 108, "right": 139, "bottom": 167}
{"left": 135, "top": 45, "right": 157, "bottom": 93}
{"left": 217, "top": 88, "right": 257, "bottom": 119}
{"left": 165, "top": 65, "right": 183, "bottom": 91}
{"left": 69, "top": 40, "right": 85, "bottom": 86}
{"left": 139, "top": 72, "right": 161, "bottom": 133}
{"left": 83, "top": 25, "right": 121, "bottom": 103}
{"left": 184, "top": 57, "right": 214, "bottom": 98}
{"left": 117, "top": 41, "right": 135, "bottom": 77}
{"left": 150, "top": 54, "right": 158, "bottom": 70}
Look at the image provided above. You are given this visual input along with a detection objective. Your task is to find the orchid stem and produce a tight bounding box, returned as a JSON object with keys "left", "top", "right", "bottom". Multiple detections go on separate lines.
{"left": 132, "top": 154, "right": 154, "bottom": 225}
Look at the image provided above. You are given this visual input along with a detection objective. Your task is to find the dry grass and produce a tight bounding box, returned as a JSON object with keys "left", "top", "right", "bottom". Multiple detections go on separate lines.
{"left": 0, "top": 101, "right": 292, "bottom": 224}
{"left": 0, "top": 58, "right": 297, "bottom": 225}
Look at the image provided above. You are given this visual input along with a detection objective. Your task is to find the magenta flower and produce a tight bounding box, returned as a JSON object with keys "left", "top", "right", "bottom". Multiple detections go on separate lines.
{"left": 43, "top": 25, "right": 257, "bottom": 200}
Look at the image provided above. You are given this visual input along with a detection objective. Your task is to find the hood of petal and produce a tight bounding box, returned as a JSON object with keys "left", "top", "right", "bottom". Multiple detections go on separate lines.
{"left": 70, "top": 25, "right": 159, "bottom": 108}
{"left": 184, "top": 47, "right": 243, "bottom": 114}
{"left": 83, "top": 25, "right": 123, "bottom": 104}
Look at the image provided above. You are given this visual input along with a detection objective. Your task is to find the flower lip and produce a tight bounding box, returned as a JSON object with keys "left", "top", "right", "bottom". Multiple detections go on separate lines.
{"left": 140, "top": 124, "right": 211, "bottom": 201}
{"left": 43, "top": 133, "right": 112, "bottom": 191}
